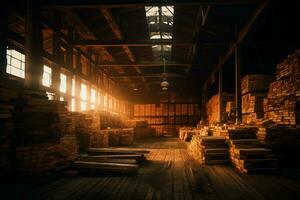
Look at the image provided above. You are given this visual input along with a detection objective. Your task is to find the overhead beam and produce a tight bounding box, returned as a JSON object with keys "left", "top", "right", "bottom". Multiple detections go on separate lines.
{"left": 100, "top": 7, "right": 151, "bottom": 91}
{"left": 42, "top": 0, "right": 262, "bottom": 9}
{"left": 203, "top": 0, "right": 269, "bottom": 88}
{"left": 110, "top": 73, "right": 185, "bottom": 78}
{"left": 97, "top": 62, "right": 211, "bottom": 67}
{"left": 72, "top": 39, "right": 207, "bottom": 47}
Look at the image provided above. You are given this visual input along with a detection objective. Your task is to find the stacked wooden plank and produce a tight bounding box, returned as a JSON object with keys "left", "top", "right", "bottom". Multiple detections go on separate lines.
{"left": 72, "top": 111, "right": 108, "bottom": 151}
{"left": 12, "top": 89, "right": 79, "bottom": 177}
{"left": 105, "top": 128, "right": 134, "bottom": 146}
{"left": 206, "top": 93, "right": 234, "bottom": 124}
{"left": 179, "top": 126, "right": 195, "bottom": 141}
{"left": 224, "top": 127, "right": 279, "bottom": 173}
{"left": 257, "top": 127, "right": 300, "bottom": 167}
{"left": 241, "top": 75, "right": 274, "bottom": 124}
{"left": 263, "top": 49, "right": 300, "bottom": 126}
{"left": 0, "top": 78, "right": 19, "bottom": 177}
{"left": 189, "top": 135, "right": 229, "bottom": 165}
{"left": 73, "top": 148, "right": 150, "bottom": 175}
{"left": 134, "top": 127, "right": 156, "bottom": 139}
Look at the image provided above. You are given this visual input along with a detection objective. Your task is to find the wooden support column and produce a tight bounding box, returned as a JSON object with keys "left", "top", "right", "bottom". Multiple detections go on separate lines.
{"left": 25, "top": 0, "right": 43, "bottom": 89}
{"left": 66, "top": 28, "right": 74, "bottom": 69}
{"left": 0, "top": 6, "right": 8, "bottom": 77}
{"left": 51, "top": 11, "right": 62, "bottom": 99}
{"left": 218, "top": 69, "right": 223, "bottom": 122}
{"left": 201, "top": 83, "right": 208, "bottom": 122}
{"left": 235, "top": 44, "right": 242, "bottom": 124}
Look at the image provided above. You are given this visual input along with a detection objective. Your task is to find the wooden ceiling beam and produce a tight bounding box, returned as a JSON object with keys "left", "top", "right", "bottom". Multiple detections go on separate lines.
{"left": 100, "top": 7, "right": 151, "bottom": 91}
{"left": 72, "top": 39, "right": 203, "bottom": 47}
{"left": 203, "top": 0, "right": 269, "bottom": 88}
{"left": 42, "top": 0, "right": 262, "bottom": 9}
{"left": 110, "top": 73, "right": 185, "bottom": 78}
{"left": 97, "top": 62, "right": 212, "bottom": 67}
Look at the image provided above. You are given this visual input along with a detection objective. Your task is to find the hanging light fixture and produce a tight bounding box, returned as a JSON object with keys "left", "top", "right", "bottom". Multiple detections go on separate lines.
{"left": 160, "top": 52, "right": 169, "bottom": 89}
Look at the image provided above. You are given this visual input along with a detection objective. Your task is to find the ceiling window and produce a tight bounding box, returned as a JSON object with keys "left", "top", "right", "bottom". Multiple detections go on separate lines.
{"left": 6, "top": 49, "right": 25, "bottom": 79}
{"left": 42, "top": 65, "right": 52, "bottom": 87}
{"left": 145, "top": 6, "right": 174, "bottom": 60}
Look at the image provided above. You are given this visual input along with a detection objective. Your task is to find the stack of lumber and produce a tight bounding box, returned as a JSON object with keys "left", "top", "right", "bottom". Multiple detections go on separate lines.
{"left": 73, "top": 148, "right": 150, "bottom": 175}
{"left": 100, "top": 111, "right": 123, "bottom": 129}
{"left": 72, "top": 111, "right": 107, "bottom": 151}
{"left": 105, "top": 128, "right": 134, "bottom": 146}
{"left": 263, "top": 50, "right": 300, "bottom": 126}
{"left": 12, "top": 89, "right": 79, "bottom": 177}
{"left": 241, "top": 75, "right": 274, "bottom": 124}
{"left": 189, "top": 135, "right": 229, "bottom": 165}
{"left": 213, "top": 126, "right": 257, "bottom": 140}
{"left": 257, "top": 127, "right": 300, "bottom": 167}
{"left": 206, "top": 93, "right": 234, "bottom": 124}
{"left": 225, "top": 127, "right": 279, "bottom": 173}
{"left": 179, "top": 126, "right": 195, "bottom": 141}
{"left": 241, "top": 74, "right": 274, "bottom": 94}
{"left": 0, "top": 78, "right": 19, "bottom": 177}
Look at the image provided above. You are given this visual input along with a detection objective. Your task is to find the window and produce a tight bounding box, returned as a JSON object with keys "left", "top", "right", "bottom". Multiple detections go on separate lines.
{"left": 42, "top": 65, "right": 52, "bottom": 87}
{"left": 81, "top": 102, "right": 87, "bottom": 111}
{"left": 60, "top": 97, "right": 64, "bottom": 101}
{"left": 72, "top": 78, "right": 75, "bottom": 97}
{"left": 71, "top": 98, "right": 75, "bottom": 111}
{"left": 6, "top": 49, "right": 25, "bottom": 78}
{"left": 60, "top": 73, "right": 67, "bottom": 93}
{"left": 81, "top": 83, "right": 87, "bottom": 100}
{"left": 81, "top": 83, "right": 87, "bottom": 111}
{"left": 91, "top": 88, "right": 96, "bottom": 110}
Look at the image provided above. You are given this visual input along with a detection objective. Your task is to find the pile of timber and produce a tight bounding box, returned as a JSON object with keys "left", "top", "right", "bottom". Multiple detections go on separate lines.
{"left": 179, "top": 126, "right": 195, "bottom": 141}
{"left": 13, "top": 90, "right": 78, "bottom": 177}
{"left": 0, "top": 78, "right": 20, "bottom": 177}
{"left": 73, "top": 148, "right": 150, "bottom": 175}
{"left": 72, "top": 111, "right": 108, "bottom": 151}
{"left": 257, "top": 127, "right": 300, "bottom": 167}
{"left": 124, "top": 120, "right": 148, "bottom": 128}
{"left": 134, "top": 127, "right": 156, "bottom": 139}
{"left": 206, "top": 93, "right": 235, "bottom": 124}
{"left": 241, "top": 75, "right": 274, "bottom": 124}
{"left": 103, "top": 128, "right": 134, "bottom": 146}
{"left": 100, "top": 111, "right": 123, "bottom": 129}
{"left": 189, "top": 135, "right": 229, "bottom": 165}
{"left": 263, "top": 49, "right": 300, "bottom": 126}
{"left": 226, "top": 127, "right": 279, "bottom": 174}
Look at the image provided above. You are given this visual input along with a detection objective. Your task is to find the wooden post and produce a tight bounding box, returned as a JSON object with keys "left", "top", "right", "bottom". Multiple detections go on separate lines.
{"left": 235, "top": 44, "right": 242, "bottom": 124}
{"left": 52, "top": 11, "right": 62, "bottom": 100}
{"left": 218, "top": 69, "right": 223, "bottom": 122}
{"left": 0, "top": 6, "right": 8, "bottom": 77}
{"left": 25, "top": 0, "right": 43, "bottom": 89}
{"left": 201, "top": 83, "right": 208, "bottom": 122}
{"left": 66, "top": 28, "right": 74, "bottom": 69}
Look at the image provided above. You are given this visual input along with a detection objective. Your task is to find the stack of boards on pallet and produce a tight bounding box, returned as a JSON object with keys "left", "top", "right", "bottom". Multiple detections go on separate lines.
{"left": 223, "top": 127, "right": 279, "bottom": 173}
{"left": 179, "top": 126, "right": 195, "bottom": 141}
{"left": 72, "top": 111, "right": 108, "bottom": 151}
{"left": 0, "top": 78, "right": 79, "bottom": 178}
{"left": 263, "top": 49, "right": 300, "bottom": 126}
{"left": 71, "top": 148, "right": 150, "bottom": 175}
{"left": 128, "top": 120, "right": 156, "bottom": 139}
{"left": 101, "top": 128, "right": 134, "bottom": 147}
{"left": 241, "top": 75, "right": 274, "bottom": 124}
{"left": 257, "top": 127, "right": 300, "bottom": 166}
{"left": 189, "top": 135, "right": 229, "bottom": 165}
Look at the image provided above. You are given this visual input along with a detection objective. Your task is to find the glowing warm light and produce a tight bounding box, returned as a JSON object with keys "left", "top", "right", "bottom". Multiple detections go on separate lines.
{"left": 60, "top": 73, "right": 67, "bottom": 93}
{"left": 72, "top": 78, "right": 75, "bottom": 97}
{"left": 81, "top": 83, "right": 87, "bottom": 100}
{"left": 81, "top": 102, "right": 87, "bottom": 111}
{"left": 71, "top": 98, "right": 75, "bottom": 111}
{"left": 42, "top": 65, "right": 52, "bottom": 87}
{"left": 60, "top": 97, "right": 64, "bottom": 101}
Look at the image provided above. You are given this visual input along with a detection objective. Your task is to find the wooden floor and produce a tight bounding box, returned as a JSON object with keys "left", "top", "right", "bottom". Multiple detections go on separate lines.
{"left": 1, "top": 138, "right": 300, "bottom": 200}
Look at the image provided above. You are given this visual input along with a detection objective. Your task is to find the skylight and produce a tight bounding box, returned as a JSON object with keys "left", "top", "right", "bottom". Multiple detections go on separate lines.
{"left": 145, "top": 6, "right": 174, "bottom": 60}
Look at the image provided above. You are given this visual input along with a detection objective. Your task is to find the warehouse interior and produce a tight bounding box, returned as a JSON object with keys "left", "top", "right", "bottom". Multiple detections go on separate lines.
{"left": 1, "top": 0, "right": 300, "bottom": 199}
